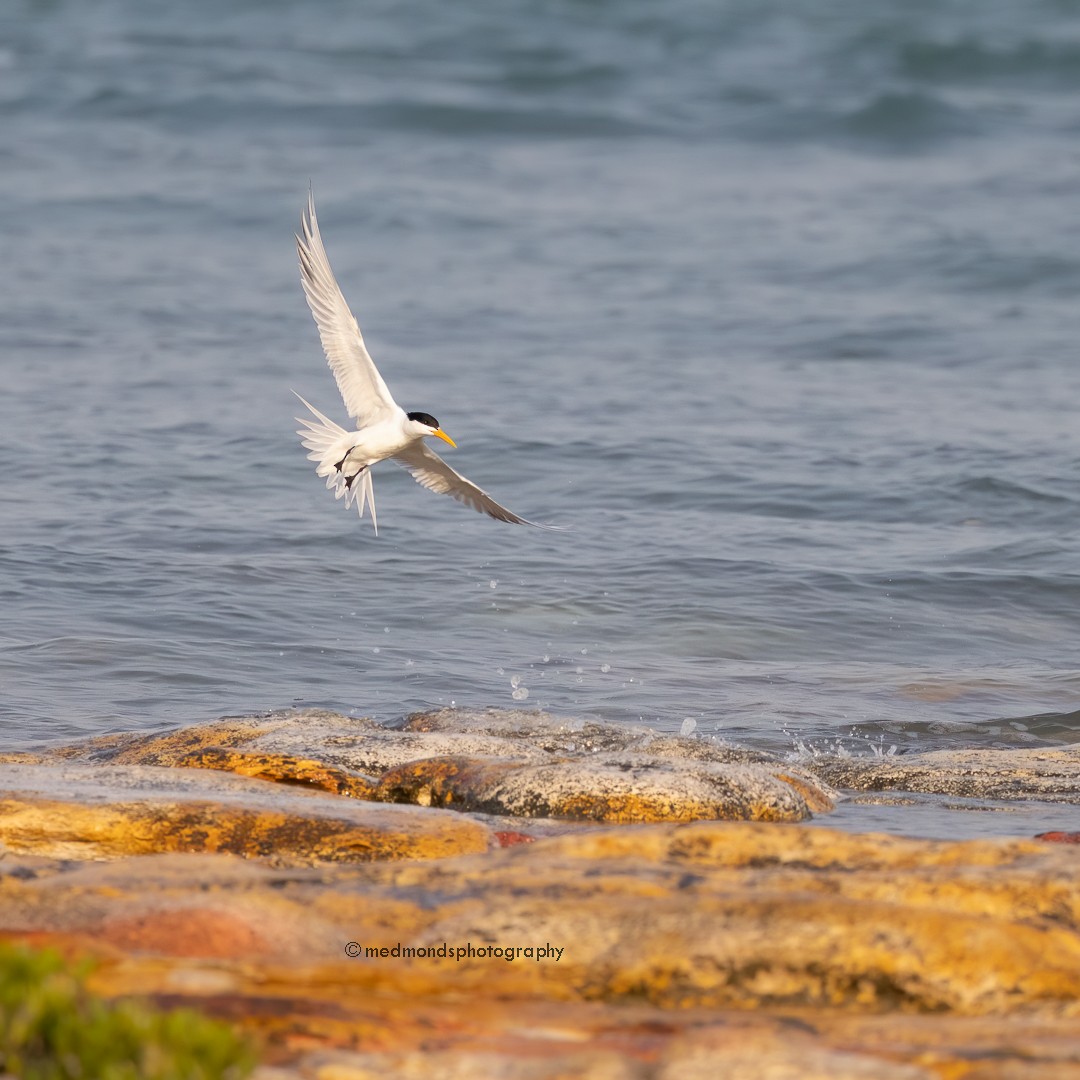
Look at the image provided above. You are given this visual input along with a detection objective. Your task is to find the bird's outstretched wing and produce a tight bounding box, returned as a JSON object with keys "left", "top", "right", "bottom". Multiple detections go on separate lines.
{"left": 393, "top": 442, "right": 555, "bottom": 528}
{"left": 296, "top": 191, "right": 399, "bottom": 425}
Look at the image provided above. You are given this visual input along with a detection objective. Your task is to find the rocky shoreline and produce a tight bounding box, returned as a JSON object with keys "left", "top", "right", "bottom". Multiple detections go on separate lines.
{"left": 0, "top": 708, "right": 1078, "bottom": 1078}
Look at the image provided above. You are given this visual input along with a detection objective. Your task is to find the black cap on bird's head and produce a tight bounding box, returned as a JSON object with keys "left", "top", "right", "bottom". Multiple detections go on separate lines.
{"left": 407, "top": 411, "right": 457, "bottom": 448}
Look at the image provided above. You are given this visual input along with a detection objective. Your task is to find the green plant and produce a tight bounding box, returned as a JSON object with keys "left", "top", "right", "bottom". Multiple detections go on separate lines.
{"left": 0, "top": 942, "right": 256, "bottom": 1080}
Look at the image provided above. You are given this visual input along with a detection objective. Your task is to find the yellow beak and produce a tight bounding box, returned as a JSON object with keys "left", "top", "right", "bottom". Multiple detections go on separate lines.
{"left": 432, "top": 428, "right": 457, "bottom": 448}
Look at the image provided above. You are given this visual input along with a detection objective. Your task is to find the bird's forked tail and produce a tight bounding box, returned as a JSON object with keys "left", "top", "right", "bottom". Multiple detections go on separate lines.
{"left": 292, "top": 392, "right": 378, "bottom": 533}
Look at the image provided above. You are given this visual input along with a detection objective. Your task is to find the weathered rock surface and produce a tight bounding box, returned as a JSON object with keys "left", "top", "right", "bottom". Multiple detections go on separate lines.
{"left": 812, "top": 744, "right": 1080, "bottom": 803}
{"left": 0, "top": 823, "right": 1078, "bottom": 1078}
{"left": 0, "top": 762, "right": 491, "bottom": 863}
{"left": 400, "top": 708, "right": 778, "bottom": 764}
{"left": 4, "top": 710, "right": 1080, "bottom": 1076}
{"left": 51, "top": 708, "right": 836, "bottom": 824}
{"left": 376, "top": 752, "right": 823, "bottom": 821}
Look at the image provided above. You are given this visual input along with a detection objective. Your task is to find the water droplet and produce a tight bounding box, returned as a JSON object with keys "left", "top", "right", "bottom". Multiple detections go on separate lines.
{"left": 600, "top": 663, "right": 611, "bottom": 673}
{"left": 489, "top": 579, "right": 498, "bottom": 589}
{"left": 680, "top": 718, "right": 697, "bottom": 737}
{"left": 510, "top": 674, "right": 522, "bottom": 689}
{"left": 512, "top": 686, "right": 529, "bottom": 701}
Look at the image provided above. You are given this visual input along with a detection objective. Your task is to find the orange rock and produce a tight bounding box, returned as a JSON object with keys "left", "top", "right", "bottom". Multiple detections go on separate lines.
{"left": 0, "top": 763, "right": 491, "bottom": 864}
{"left": 0, "top": 824, "right": 1078, "bottom": 1078}
{"left": 494, "top": 831, "right": 535, "bottom": 847}
{"left": 50, "top": 709, "right": 836, "bottom": 825}
{"left": 97, "top": 908, "right": 271, "bottom": 959}
{"left": 376, "top": 753, "right": 824, "bottom": 823}
{"left": 176, "top": 747, "right": 377, "bottom": 799}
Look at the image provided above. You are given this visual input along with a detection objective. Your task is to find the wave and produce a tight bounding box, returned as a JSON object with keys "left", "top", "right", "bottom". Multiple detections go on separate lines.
{"left": 840, "top": 90, "right": 981, "bottom": 143}
{"left": 72, "top": 87, "right": 656, "bottom": 139}
{"left": 900, "top": 37, "right": 1080, "bottom": 86}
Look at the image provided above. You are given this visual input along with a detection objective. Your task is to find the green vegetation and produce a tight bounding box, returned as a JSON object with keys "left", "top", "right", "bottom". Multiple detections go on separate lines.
{"left": 0, "top": 942, "right": 256, "bottom": 1080}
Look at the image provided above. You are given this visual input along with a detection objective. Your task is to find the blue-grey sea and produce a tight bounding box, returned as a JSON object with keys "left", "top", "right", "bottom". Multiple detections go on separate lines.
{"left": 2, "top": 1, "right": 1079, "bottom": 811}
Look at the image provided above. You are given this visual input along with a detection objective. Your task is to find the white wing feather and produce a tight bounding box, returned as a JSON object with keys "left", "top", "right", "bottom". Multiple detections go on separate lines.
{"left": 393, "top": 442, "right": 553, "bottom": 527}
{"left": 296, "top": 192, "right": 398, "bottom": 425}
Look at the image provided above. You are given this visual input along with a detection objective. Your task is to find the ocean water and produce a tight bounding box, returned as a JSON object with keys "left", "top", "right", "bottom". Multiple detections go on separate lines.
{"left": 2, "top": 0, "right": 1079, "bottom": 780}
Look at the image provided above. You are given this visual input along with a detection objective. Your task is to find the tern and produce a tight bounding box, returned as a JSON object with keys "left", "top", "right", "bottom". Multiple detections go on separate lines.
{"left": 294, "top": 191, "right": 550, "bottom": 535}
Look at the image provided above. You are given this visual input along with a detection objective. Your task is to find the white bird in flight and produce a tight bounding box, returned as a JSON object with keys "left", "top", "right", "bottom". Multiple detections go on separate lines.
{"left": 294, "top": 191, "right": 551, "bottom": 535}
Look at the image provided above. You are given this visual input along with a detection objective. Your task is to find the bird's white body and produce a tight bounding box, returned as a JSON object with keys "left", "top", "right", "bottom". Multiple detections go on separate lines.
{"left": 294, "top": 191, "right": 549, "bottom": 534}
{"left": 314, "top": 412, "right": 420, "bottom": 478}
